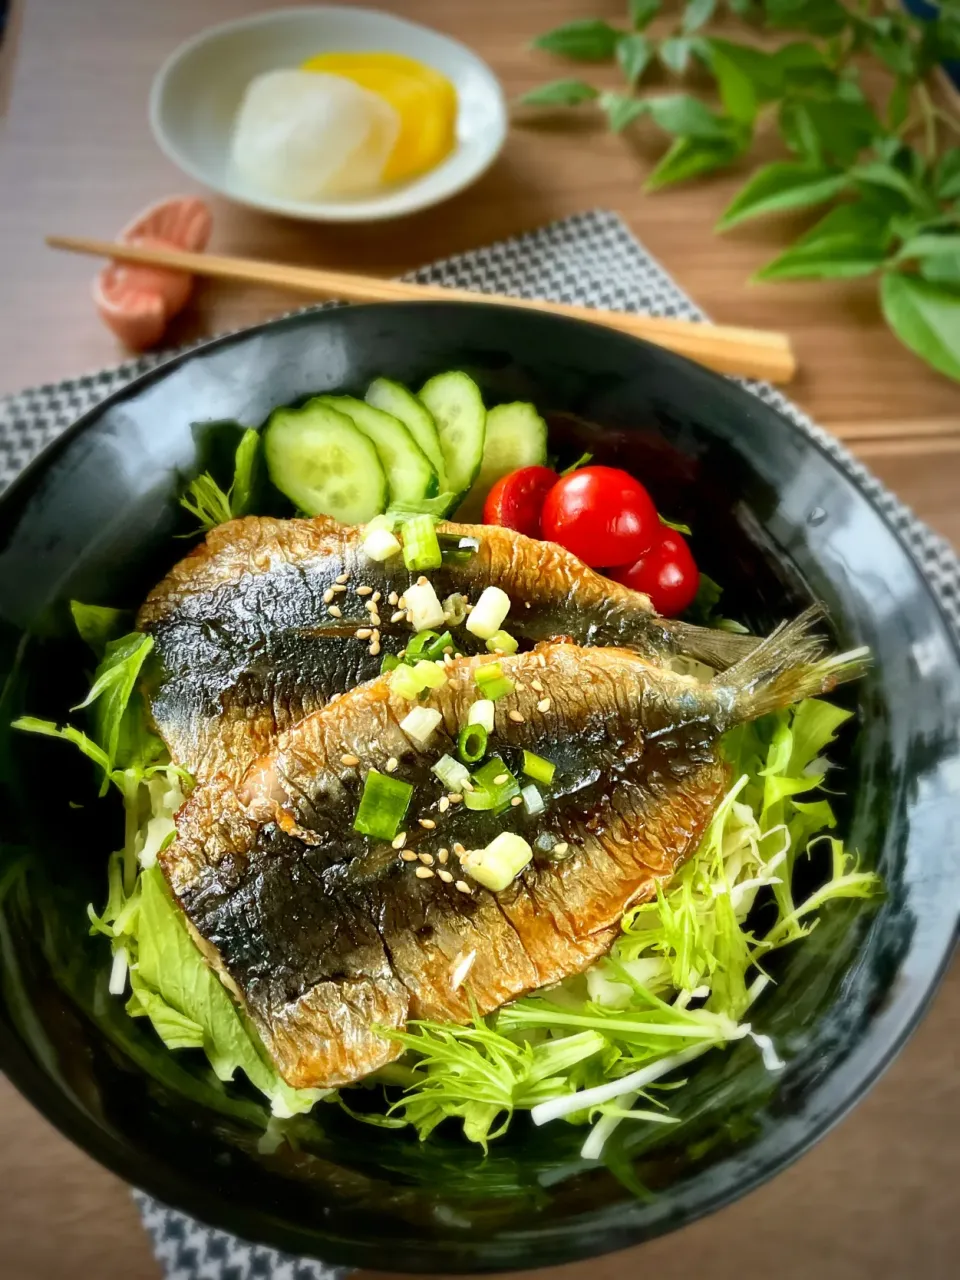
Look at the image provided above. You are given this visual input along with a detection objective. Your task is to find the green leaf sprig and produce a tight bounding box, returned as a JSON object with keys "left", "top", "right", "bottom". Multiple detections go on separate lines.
{"left": 520, "top": 0, "right": 960, "bottom": 382}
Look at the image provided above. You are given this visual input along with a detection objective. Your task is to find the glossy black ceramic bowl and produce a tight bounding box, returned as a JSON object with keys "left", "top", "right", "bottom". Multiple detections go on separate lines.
{"left": 0, "top": 304, "right": 958, "bottom": 1273}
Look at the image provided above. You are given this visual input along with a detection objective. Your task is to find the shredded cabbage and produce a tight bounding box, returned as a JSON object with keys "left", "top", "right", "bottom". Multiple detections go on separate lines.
{"left": 357, "top": 697, "right": 882, "bottom": 1156}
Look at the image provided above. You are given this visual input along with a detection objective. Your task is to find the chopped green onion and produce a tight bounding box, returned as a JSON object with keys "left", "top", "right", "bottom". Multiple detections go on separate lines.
{"left": 412, "top": 660, "right": 446, "bottom": 690}
{"left": 486, "top": 629, "right": 518, "bottom": 655}
{"left": 442, "top": 592, "right": 468, "bottom": 626}
{"left": 467, "top": 699, "right": 495, "bottom": 734}
{"left": 458, "top": 722, "right": 488, "bottom": 765}
{"left": 432, "top": 754, "right": 472, "bottom": 791}
{"left": 406, "top": 629, "right": 454, "bottom": 663}
{"left": 390, "top": 660, "right": 446, "bottom": 700}
{"left": 380, "top": 653, "right": 401, "bottom": 674}
{"left": 466, "top": 586, "right": 511, "bottom": 640}
{"left": 402, "top": 515, "right": 442, "bottom": 571}
{"left": 353, "top": 770, "right": 412, "bottom": 840}
{"left": 475, "top": 661, "right": 515, "bottom": 702}
{"left": 400, "top": 706, "right": 442, "bottom": 746}
{"left": 391, "top": 664, "right": 425, "bottom": 700}
{"left": 362, "top": 527, "right": 402, "bottom": 561}
{"left": 461, "top": 832, "right": 533, "bottom": 892}
{"left": 521, "top": 784, "right": 544, "bottom": 816}
{"left": 439, "top": 534, "right": 480, "bottom": 565}
{"left": 405, "top": 580, "right": 445, "bottom": 632}
{"left": 464, "top": 756, "right": 520, "bottom": 812}
{"left": 522, "top": 750, "right": 556, "bottom": 786}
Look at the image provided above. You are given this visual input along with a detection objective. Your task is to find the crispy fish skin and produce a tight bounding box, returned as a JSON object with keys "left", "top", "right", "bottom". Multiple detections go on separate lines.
{"left": 161, "top": 612, "right": 863, "bottom": 1090}
{"left": 138, "top": 515, "right": 756, "bottom": 782}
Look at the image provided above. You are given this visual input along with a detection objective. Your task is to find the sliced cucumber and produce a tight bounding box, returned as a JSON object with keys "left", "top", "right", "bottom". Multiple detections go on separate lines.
{"left": 455, "top": 401, "right": 549, "bottom": 522}
{"left": 365, "top": 377, "right": 447, "bottom": 490}
{"left": 418, "top": 372, "right": 486, "bottom": 506}
{"left": 264, "top": 401, "right": 386, "bottom": 524}
{"left": 317, "top": 395, "right": 438, "bottom": 508}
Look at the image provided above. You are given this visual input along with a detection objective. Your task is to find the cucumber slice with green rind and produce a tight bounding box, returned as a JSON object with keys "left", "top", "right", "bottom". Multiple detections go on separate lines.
{"left": 365, "top": 377, "right": 447, "bottom": 490}
{"left": 418, "top": 372, "right": 486, "bottom": 506}
{"left": 317, "top": 395, "right": 438, "bottom": 507}
{"left": 455, "top": 401, "right": 549, "bottom": 521}
{"left": 264, "top": 401, "right": 386, "bottom": 524}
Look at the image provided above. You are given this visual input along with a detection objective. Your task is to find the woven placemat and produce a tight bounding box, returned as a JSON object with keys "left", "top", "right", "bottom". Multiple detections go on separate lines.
{"left": 2, "top": 209, "right": 959, "bottom": 1279}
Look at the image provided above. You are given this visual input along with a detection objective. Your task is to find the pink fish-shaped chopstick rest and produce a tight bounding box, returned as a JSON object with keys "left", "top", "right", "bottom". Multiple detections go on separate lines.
{"left": 93, "top": 197, "right": 213, "bottom": 350}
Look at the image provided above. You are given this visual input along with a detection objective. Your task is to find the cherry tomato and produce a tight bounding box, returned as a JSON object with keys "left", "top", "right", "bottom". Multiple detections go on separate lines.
{"left": 483, "top": 466, "right": 559, "bottom": 538}
{"left": 540, "top": 466, "right": 659, "bottom": 568}
{"left": 608, "top": 530, "right": 700, "bottom": 617}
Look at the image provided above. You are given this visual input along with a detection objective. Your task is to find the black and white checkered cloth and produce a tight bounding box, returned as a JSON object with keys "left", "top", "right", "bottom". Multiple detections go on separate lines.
{"left": 2, "top": 209, "right": 958, "bottom": 1279}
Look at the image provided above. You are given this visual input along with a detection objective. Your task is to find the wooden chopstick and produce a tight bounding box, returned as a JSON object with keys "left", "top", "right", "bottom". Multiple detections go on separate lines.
{"left": 47, "top": 233, "right": 797, "bottom": 384}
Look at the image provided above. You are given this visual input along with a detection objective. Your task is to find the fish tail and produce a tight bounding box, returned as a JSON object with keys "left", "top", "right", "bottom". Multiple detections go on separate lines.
{"left": 661, "top": 619, "right": 760, "bottom": 670}
{"left": 715, "top": 605, "right": 870, "bottom": 724}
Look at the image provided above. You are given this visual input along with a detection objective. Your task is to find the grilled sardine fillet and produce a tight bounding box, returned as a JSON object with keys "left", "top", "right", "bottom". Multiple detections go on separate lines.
{"left": 161, "top": 609, "right": 865, "bottom": 1089}
{"left": 138, "top": 515, "right": 756, "bottom": 782}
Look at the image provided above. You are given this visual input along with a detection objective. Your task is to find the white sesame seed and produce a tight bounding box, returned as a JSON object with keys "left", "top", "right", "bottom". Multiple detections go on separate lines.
{"left": 388, "top": 591, "right": 399, "bottom": 606}
{"left": 323, "top": 588, "right": 334, "bottom": 604}
{"left": 400, "top": 850, "right": 417, "bottom": 862}
{"left": 336, "top": 572, "right": 350, "bottom": 584}
{"left": 356, "top": 585, "right": 373, "bottom": 596}
{"left": 418, "top": 852, "right": 434, "bottom": 866}
{"left": 437, "top": 869, "right": 454, "bottom": 883}
{"left": 355, "top": 628, "right": 372, "bottom": 639}
{"left": 438, "top": 797, "right": 450, "bottom": 813}
{"left": 385, "top": 756, "right": 399, "bottom": 773}
{"left": 340, "top": 753, "right": 359, "bottom": 767}
{"left": 538, "top": 654, "right": 547, "bottom": 667}
{"left": 537, "top": 698, "right": 552, "bottom": 713}
{"left": 511, "top": 796, "right": 523, "bottom": 806}
{"left": 443, "top": 653, "right": 454, "bottom": 666}
{"left": 365, "top": 600, "right": 378, "bottom": 613}
{"left": 332, "top": 583, "right": 347, "bottom": 594}
{"left": 454, "top": 842, "right": 467, "bottom": 857}
{"left": 462, "top": 779, "right": 474, "bottom": 792}
{"left": 391, "top": 610, "right": 406, "bottom": 623}
{"left": 525, "top": 601, "right": 532, "bottom": 609}
{"left": 465, "top": 603, "right": 474, "bottom": 612}
{"left": 369, "top": 615, "right": 381, "bottom": 628}
{"left": 455, "top": 880, "right": 472, "bottom": 894}
{"left": 508, "top": 711, "right": 525, "bottom": 723}
{"left": 392, "top": 832, "right": 407, "bottom": 849}
{"left": 371, "top": 591, "right": 382, "bottom": 603}
{"left": 448, "top": 793, "right": 463, "bottom": 805}
{"left": 419, "top": 818, "right": 436, "bottom": 830}
{"left": 328, "top": 605, "right": 343, "bottom": 618}
{"left": 415, "top": 866, "right": 435, "bottom": 879}
{"left": 554, "top": 842, "right": 569, "bottom": 855}
{"left": 443, "top": 646, "right": 454, "bottom": 655}
{"left": 438, "top": 848, "right": 449, "bottom": 863}
{"left": 398, "top": 595, "right": 407, "bottom": 609}
{"left": 493, "top": 773, "right": 509, "bottom": 786}
{"left": 369, "top": 641, "right": 381, "bottom": 656}
{"left": 531, "top": 679, "right": 544, "bottom": 693}
{"left": 417, "top": 575, "right": 428, "bottom": 587}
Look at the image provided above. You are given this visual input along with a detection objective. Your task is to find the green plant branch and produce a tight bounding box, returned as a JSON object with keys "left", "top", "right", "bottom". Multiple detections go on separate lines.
{"left": 522, "top": 0, "right": 960, "bottom": 384}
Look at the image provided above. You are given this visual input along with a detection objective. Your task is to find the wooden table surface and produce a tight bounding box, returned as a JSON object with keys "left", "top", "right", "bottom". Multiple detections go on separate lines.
{"left": 1, "top": 2, "right": 958, "bottom": 1278}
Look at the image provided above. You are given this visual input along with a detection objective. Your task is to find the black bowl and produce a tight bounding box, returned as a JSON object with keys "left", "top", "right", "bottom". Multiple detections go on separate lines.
{"left": 0, "top": 304, "right": 958, "bottom": 1273}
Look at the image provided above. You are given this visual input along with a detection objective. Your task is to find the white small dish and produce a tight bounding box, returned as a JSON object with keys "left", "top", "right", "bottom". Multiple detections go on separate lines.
{"left": 149, "top": 6, "right": 508, "bottom": 223}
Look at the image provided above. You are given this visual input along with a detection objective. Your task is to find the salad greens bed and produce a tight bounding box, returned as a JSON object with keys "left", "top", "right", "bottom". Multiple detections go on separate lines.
{"left": 14, "top": 599, "right": 881, "bottom": 1158}
{"left": 12, "top": 387, "right": 881, "bottom": 1157}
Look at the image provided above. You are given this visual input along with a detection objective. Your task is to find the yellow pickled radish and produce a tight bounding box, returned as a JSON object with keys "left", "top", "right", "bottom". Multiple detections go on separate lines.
{"left": 300, "top": 51, "right": 457, "bottom": 184}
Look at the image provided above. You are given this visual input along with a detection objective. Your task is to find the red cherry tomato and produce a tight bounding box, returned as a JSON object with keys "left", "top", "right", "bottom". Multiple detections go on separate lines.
{"left": 608, "top": 530, "right": 700, "bottom": 617}
{"left": 483, "top": 466, "right": 559, "bottom": 538}
{"left": 540, "top": 466, "right": 659, "bottom": 568}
